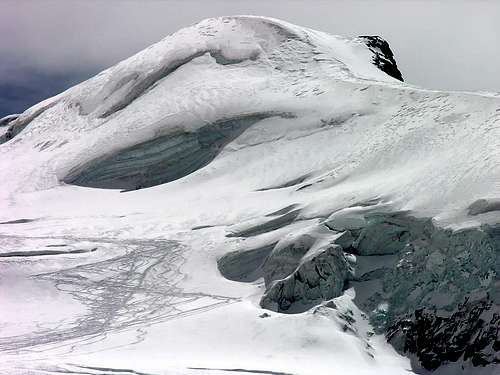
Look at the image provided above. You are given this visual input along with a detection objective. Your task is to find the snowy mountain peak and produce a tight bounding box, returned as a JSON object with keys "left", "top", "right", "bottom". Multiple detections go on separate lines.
{"left": 0, "top": 15, "right": 406, "bottom": 194}
{"left": 0, "top": 16, "right": 499, "bottom": 375}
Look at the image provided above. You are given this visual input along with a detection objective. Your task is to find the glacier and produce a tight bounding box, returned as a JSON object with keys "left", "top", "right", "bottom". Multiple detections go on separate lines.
{"left": 0, "top": 16, "right": 498, "bottom": 375}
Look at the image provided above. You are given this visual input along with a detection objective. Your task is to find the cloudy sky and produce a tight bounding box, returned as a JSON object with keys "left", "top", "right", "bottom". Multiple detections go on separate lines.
{"left": 1, "top": 0, "right": 499, "bottom": 117}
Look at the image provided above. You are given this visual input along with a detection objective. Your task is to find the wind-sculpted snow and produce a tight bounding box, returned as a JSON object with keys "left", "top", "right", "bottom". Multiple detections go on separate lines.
{"left": 65, "top": 112, "right": 293, "bottom": 190}
{"left": 1, "top": 15, "right": 500, "bottom": 375}
{"left": 81, "top": 49, "right": 261, "bottom": 119}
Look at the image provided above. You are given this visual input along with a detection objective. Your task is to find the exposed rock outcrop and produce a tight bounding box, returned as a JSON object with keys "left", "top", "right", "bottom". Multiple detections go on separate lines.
{"left": 358, "top": 35, "right": 404, "bottom": 81}
{"left": 0, "top": 100, "right": 58, "bottom": 144}
{"left": 387, "top": 295, "right": 500, "bottom": 370}
{"left": 0, "top": 114, "right": 20, "bottom": 127}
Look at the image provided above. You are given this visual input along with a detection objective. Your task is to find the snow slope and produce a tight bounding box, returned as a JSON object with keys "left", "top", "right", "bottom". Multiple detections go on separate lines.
{"left": 0, "top": 16, "right": 498, "bottom": 375}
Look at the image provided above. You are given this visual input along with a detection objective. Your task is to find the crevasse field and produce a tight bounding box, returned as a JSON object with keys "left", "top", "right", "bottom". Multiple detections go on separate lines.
{"left": 0, "top": 16, "right": 498, "bottom": 375}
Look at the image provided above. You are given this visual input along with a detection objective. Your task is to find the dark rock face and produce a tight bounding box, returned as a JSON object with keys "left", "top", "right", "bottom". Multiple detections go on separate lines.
{"left": 387, "top": 296, "right": 500, "bottom": 370}
{"left": 0, "top": 101, "right": 58, "bottom": 144}
{"left": 334, "top": 211, "right": 500, "bottom": 371}
{"left": 358, "top": 36, "right": 404, "bottom": 82}
{"left": 0, "top": 114, "right": 19, "bottom": 127}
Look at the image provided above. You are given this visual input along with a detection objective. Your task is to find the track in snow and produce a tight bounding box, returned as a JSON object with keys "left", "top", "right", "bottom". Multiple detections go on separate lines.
{"left": 0, "top": 237, "right": 239, "bottom": 354}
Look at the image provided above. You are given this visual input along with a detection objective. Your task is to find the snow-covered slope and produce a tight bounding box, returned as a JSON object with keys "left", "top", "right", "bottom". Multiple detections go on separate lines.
{"left": 0, "top": 16, "right": 498, "bottom": 375}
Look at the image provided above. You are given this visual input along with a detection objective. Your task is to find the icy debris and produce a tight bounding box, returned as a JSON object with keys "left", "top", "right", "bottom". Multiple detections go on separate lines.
{"left": 324, "top": 207, "right": 371, "bottom": 231}
{"left": 261, "top": 231, "right": 317, "bottom": 286}
{"left": 222, "top": 205, "right": 499, "bottom": 369}
{"left": 329, "top": 230, "right": 355, "bottom": 250}
{"left": 261, "top": 243, "right": 349, "bottom": 313}
{"left": 352, "top": 213, "right": 425, "bottom": 256}
{"left": 468, "top": 198, "right": 500, "bottom": 216}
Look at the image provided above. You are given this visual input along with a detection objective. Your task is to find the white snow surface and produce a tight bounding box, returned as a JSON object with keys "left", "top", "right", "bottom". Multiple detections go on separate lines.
{"left": 1, "top": 15, "right": 499, "bottom": 375}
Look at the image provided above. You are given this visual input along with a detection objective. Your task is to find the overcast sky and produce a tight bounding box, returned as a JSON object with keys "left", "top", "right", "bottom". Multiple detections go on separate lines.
{"left": 1, "top": 0, "right": 499, "bottom": 117}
